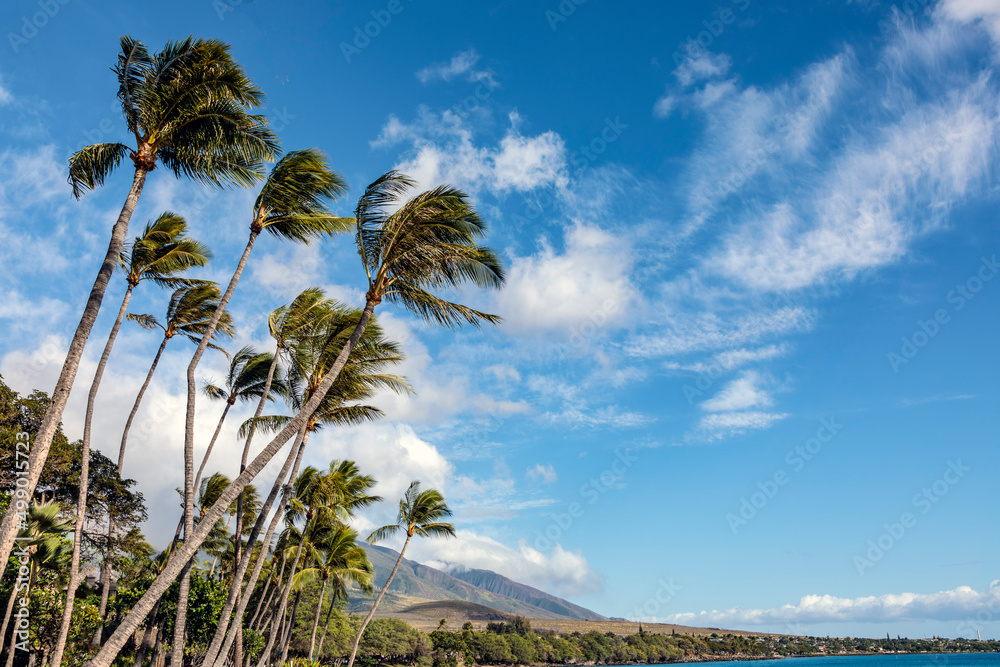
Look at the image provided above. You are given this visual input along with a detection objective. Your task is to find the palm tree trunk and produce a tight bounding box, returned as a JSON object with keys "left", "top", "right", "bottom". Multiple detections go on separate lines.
{"left": 232, "top": 346, "right": 280, "bottom": 610}
{"left": 51, "top": 284, "right": 136, "bottom": 666}
{"left": 89, "top": 300, "right": 377, "bottom": 667}
{"left": 248, "top": 566, "right": 278, "bottom": 633}
{"left": 315, "top": 593, "right": 336, "bottom": 659}
{"left": 202, "top": 426, "right": 308, "bottom": 667}
{"left": 132, "top": 596, "right": 163, "bottom": 667}
{"left": 346, "top": 533, "right": 413, "bottom": 667}
{"left": 174, "top": 232, "right": 260, "bottom": 667}
{"left": 256, "top": 510, "right": 316, "bottom": 667}
{"left": 278, "top": 588, "right": 302, "bottom": 661}
{"left": 0, "top": 166, "right": 148, "bottom": 573}
{"left": 91, "top": 555, "right": 113, "bottom": 646}
{"left": 118, "top": 333, "right": 170, "bottom": 473}
{"left": 193, "top": 401, "right": 232, "bottom": 493}
{"left": 308, "top": 578, "right": 328, "bottom": 662}
{"left": 170, "top": 557, "right": 194, "bottom": 667}
{"left": 232, "top": 348, "right": 279, "bottom": 667}
{"left": 0, "top": 579, "right": 17, "bottom": 659}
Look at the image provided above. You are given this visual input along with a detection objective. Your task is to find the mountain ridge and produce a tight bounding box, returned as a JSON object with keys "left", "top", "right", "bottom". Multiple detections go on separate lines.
{"left": 347, "top": 543, "right": 605, "bottom": 622}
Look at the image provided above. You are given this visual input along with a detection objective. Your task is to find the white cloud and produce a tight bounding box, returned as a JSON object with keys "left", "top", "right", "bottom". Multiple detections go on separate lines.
{"left": 693, "top": 79, "right": 738, "bottom": 109}
{"left": 709, "top": 87, "right": 998, "bottom": 290}
{"left": 408, "top": 530, "right": 603, "bottom": 597}
{"left": 627, "top": 307, "right": 812, "bottom": 358}
{"left": 938, "top": 0, "right": 1000, "bottom": 42}
{"left": 653, "top": 92, "right": 678, "bottom": 119}
{"left": 656, "top": 581, "right": 1000, "bottom": 627}
{"left": 417, "top": 49, "right": 495, "bottom": 85}
{"left": 701, "top": 371, "right": 772, "bottom": 412}
{"left": 674, "top": 51, "right": 732, "bottom": 87}
{"left": 0, "top": 78, "right": 12, "bottom": 106}
{"left": 526, "top": 463, "right": 557, "bottom": 484}
{"left": 666, "top": 344, "right": 789, "bottom": 374}
{"left": 375, "top": 111, "right": 568, "bottom": 196}
{"left": 496, "top": 223, "right": 635, "bottom": 334}
{"left": 688, "top": 411, "right": 788, "bottom": 444}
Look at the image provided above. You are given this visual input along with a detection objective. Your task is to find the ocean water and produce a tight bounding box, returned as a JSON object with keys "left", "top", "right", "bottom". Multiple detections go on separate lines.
{"left": 661, "top": 654, "right": 1000, "bottom": 667}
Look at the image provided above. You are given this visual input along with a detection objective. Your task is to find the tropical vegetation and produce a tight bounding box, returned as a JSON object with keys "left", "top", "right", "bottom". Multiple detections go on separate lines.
{"left": 0, "top": 33, "right": 503, "bottom": 667}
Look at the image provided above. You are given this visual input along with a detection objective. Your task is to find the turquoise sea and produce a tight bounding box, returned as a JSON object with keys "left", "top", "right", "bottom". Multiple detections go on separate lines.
{"left": 658, "top": 655, "right": 1000, "bottom": 667}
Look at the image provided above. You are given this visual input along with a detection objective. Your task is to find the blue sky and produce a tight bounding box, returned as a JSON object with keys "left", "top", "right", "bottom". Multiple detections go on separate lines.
{"left": 1, "top": 0, "right": 999, "bottom": 640}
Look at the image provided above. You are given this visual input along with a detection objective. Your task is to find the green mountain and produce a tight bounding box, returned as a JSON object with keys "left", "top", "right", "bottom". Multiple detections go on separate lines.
{"left": 447, "top": 568, "right": 603, "bottom": 621}
{"left": 346, "top": 544, "right": 605, "bottom": 622}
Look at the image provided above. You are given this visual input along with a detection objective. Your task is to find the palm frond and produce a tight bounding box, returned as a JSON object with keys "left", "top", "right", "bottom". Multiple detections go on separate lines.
{"left": 67, "top": 143, "right": 130, "bottom": 198}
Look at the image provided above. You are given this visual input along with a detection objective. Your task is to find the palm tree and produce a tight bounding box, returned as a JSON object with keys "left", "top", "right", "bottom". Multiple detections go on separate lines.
{"left": 229, "top": 288, "right": 333, "bottom": 667}
{"left": 296, "top": 525, "right": 373, "bottom": 661}
{"left": 196, "top": 347, "right": 287, "bottom": 493}
{"left": 117, "top": 281, "right": 234, "bottom": 474}
{"left": 90, "top": 173, "right": 504, "bottom": 667}
{"left": 59, "top": 212, "right": 210, "bottom": 651}
{"left": 0, "top": 502, "right": 71, "bottom": 660}
{"left": 174, "top": 150, "right": 348, "bottom": 666}
{"left": 0, "top": 36, "right": 277, "bottom": 582}
{"left": 263, "top": 461, "right": 381, "bottom": 666}
{"left": 346, "top": 482, "right": 456, "bottom": 667}
{"left": 213, "top": 317, "right": 406, "bottom": 667}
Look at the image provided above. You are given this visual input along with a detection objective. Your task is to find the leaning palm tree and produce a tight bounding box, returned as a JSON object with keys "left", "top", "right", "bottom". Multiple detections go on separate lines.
{"left": 263, "top": 461, "right": 382, "bottom": 666}
{"left": 59, "top": 212, "right": 211, "bottom": 650}
{"left": 228, "top": 288, "right": 334, "bottom": 667}
{"left": 1, "top": 36, "right": 277, "bottom": 584}
{"left": 346, "top": 483, "right": 457, "bottom": 667}
{"left": 196, "top": 347, "right": 286, "bottom": 492}
{"left": 174, "top": 150, "right": 349, "bottom": 665}
{"left": 209, "top": 317, "right": 406, "bottom": 667}
{"left": 117, "top": 281, "right": 234, "bottom": 474}
{"left": 313, "top": 528, "right": 373, "bottom": 659}
{"left": 90, "top": 174, "right": 504, "bottom": 667}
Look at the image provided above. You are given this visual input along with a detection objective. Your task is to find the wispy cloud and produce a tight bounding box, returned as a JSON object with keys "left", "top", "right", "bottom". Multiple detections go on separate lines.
{"left": 701, "top": 371, "right": 773, "bottom": 412}
{"left": 416, "top": 48, "right": 495, "bottom": 85}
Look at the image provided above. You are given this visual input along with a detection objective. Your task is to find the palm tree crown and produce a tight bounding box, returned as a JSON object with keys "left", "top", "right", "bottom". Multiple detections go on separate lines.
{"left": 69, "top": 36, "right": 278, "bottom": 196}
{"left": 122, "top": 212, "right": 211, "bottom": 288}
{"left": 368, "top": 481, "right": 456, "bottom": 543}
{"left": 355, "top": 171, "right": 505, "bottom": 327}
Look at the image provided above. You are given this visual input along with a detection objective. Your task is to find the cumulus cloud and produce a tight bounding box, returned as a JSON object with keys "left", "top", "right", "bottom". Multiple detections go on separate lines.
{"left": 526, "top": 463, "right": 557, "bottom": 484}
{"left": 408, "top": 530, "right": 603, "bottom": 597}
{"left": 374, "top": 110, "right": 568, "bottom": 196}
{"left": 496, "top": 223, "right": 635, "bottom": 334}
{"left": 653, "top": 93, "right": 678, "bottom": 119}
{"left": 656, "top": 582, "right": 1000, "bottom": 627}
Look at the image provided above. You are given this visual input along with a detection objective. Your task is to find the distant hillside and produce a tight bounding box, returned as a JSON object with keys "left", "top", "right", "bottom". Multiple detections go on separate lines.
{"left": 448, "top": 568, "right": 605, "bottom": 621}
{"left": 346, "top": 544, "right": 604, "bottom": 622}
